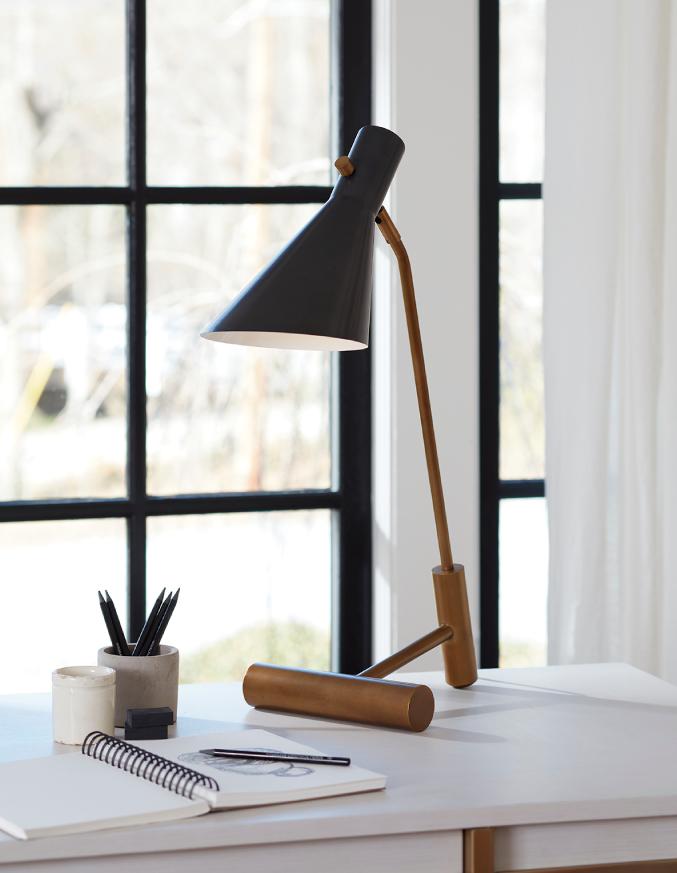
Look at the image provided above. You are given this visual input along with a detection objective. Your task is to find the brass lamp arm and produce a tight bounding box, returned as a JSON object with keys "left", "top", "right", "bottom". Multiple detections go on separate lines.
{"left": 375, "top": 206, "right": 454, "bottom": 571}
{"left": 359, "top": 206, "right": 476, "bottom": 689}
{"left": 360, "top": 625, "right": 453, "bottom": 679}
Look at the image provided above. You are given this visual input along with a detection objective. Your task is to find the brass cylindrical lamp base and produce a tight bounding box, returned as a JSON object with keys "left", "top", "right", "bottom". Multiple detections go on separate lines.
{"left": 433, "top": 563, "right": 478, "bottom": 688}
{"left": 243, "top": 663, "right": 435, "bottom": 732}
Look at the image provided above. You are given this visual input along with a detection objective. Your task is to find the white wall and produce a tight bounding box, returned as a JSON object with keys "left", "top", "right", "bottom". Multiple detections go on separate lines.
{"left": 372, "top": 0, "right": 479, "bottom": 666}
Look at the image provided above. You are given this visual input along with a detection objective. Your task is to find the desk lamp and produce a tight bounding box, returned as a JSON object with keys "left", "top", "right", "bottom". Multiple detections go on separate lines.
{"left": 202, "top": 126, "right": 477, "bottom": 732}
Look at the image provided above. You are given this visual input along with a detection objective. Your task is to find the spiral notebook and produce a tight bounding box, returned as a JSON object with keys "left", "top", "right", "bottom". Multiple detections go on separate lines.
{"left": 0, "top": 730, "right": 386, "bottom": 840}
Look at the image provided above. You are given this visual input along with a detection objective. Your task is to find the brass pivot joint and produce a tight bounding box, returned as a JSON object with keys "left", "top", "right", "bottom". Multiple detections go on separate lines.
{"left": 335, "top": 155, "right": 355, "bottom": 177}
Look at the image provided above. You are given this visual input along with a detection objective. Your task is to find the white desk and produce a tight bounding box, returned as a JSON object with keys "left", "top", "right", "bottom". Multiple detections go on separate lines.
{"left": 2, "top": 664, "right": 677, "bottom": 873}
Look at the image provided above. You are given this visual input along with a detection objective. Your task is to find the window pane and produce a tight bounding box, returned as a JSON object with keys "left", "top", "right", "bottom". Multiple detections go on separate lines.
{"left": 499, "top": 0, "right": 545, "bottom": 182}
{"left": 499, "top": 200, "right": 544, "bottom": 480}
{"left": 147, "top": 0, "right": 331, "bottom": 185}
{"left": 147, "top": 511, "right": 331, "bottom": 683}
{"left": 0, "top": 207, "right": 126, "bottom": 500}
{"left": 146, "top": 204, "right": 330, "bottom": 495}
{"left": 0, "top": 519, "right": 127, "bottom": 694}
{"left": 0, "top": 0, "right": 125, "bottom": 186}
{"left": 499, "top": 498, "right": 548, "bottom": 667}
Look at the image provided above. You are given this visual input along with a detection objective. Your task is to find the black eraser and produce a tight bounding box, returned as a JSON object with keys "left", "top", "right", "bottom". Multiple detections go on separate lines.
{"left": 125, "top": 707, "right": 174, "bottom": 728}
{"left": 124, "top": 724, "right": 169, "bottom": 741}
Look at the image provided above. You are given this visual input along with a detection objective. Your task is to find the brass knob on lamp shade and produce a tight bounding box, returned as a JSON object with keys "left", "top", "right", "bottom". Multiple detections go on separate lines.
{"left": 334, "top": 155, "right": 355, "bottom": 176}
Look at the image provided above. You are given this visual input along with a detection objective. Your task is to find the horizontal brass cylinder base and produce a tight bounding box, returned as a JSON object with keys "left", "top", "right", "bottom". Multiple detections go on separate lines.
{"left": 433, "top": 563, "right": 478, "bottom": 688}
{"left": 243, "top": 663, "right": 435, "bottom": 732}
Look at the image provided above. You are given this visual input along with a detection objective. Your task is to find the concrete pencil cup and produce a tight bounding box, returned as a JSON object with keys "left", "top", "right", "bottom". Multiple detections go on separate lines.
{"left": 98, "top": 645, "right": 179, "bottom": 728}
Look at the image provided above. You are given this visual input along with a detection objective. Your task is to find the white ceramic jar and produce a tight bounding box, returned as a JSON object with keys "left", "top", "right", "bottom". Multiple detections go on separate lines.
{"left": 52, "top": 665, "right": 116, "bottom": 745}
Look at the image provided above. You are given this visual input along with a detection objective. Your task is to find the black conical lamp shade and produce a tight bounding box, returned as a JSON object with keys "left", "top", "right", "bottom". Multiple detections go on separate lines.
{"left": 201, "top": 126, "right": 405, "bottom": 351}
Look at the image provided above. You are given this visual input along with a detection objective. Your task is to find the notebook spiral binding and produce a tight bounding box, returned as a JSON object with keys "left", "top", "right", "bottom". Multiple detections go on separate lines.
{"left": 82, "top": 731, "right": 220, "bottom": 799}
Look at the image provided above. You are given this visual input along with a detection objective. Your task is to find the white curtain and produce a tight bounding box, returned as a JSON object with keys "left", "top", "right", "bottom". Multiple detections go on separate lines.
{"left": 544, "top": 0, "right": 677, "bottom": 679}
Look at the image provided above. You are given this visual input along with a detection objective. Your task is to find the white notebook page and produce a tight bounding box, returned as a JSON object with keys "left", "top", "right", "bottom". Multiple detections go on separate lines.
{"left": 0, "top": 753, "right": 208, "bottom": 840}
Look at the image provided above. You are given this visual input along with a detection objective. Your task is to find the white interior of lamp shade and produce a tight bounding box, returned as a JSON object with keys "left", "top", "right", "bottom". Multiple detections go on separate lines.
{"left": 200, "top": 330, "right": 367, "bottom": 352}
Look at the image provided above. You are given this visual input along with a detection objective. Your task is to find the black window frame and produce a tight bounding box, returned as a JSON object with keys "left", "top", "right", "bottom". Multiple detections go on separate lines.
{"left": 0, "top": 0, "right": 372, "bottom": 675}
{"left": 479, "top": 0, "right": 545, "bottom": 668}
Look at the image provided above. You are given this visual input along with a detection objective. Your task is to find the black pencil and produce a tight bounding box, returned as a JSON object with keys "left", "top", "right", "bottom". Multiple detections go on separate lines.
{"left": 98, "top": 591, "right": 124, "bottom": 656}
{"left": 200, "top": 748, "right": 350, "bottom": 767}
{"left": 137, "top": 591, "right": 172, "bottom": 657}
{"left": 147, "top": 589, "right": 180, "bottom": 656}
{"left": 132, "top": 587, "right": 166, "bottom": 656}
{"left": 105, "top": 590, "right": 129, "bottom": 655}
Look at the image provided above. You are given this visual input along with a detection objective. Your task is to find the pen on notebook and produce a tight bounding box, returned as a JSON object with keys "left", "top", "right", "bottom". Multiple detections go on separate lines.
{"left": 98, "top": 591, "right": 124, "bottom": 656}
{"left": 105, "top": 590, "right": 129, "bottom": 655}
{"left": 132, "top": 587, "right": 166, "bottom": 656}
{"left": 146, "top": 588, "right": 180, "bottom": 655}
{"left": 199, "top": 749, "right": 351, "bottom": 767}
{"left": 137, "top": 591, "right": 172, "bottom": 656}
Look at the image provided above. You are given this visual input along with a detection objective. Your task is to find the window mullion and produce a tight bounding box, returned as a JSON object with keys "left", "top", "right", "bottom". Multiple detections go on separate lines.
{"left": 334, "top": 0, "right": 373, "bottom": 674}
{"left": 126, "top": 0, "right": 147, "bottom": 641}
{"left": 479, "top": 0, "right": 501, "bottom": 669}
